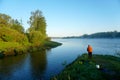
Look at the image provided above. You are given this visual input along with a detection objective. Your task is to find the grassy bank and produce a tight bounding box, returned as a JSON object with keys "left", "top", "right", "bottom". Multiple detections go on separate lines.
{"left": 0, "top": 41, "right": 62, "bottom": 58}
{"left": 0, "top": 41, "right": 30, "bottom": 57}
{"left": 51, "top": 54, "right": 120, "bottom": 80}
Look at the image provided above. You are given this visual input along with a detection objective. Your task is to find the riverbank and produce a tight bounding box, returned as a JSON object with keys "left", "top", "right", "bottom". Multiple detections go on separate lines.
{"left": 51, "top": 54, "right": 120, "bottom": 80}
{"left": 0, "top": 41, "right": 62, "bottom": 58}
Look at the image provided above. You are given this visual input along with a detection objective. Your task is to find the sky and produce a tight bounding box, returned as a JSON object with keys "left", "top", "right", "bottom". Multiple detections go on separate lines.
{"left": 0, "top": 0, "right": 120, "bottom": 37}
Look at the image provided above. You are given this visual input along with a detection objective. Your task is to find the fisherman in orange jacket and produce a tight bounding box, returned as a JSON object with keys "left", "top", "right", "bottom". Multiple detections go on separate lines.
{"left": 87, "top": 45, "right": 93, "bottom": 58}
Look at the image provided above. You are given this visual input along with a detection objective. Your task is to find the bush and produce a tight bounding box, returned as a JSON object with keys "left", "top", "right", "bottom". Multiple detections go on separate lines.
{"left": 0, "top": 27, "right": 28, "bottom": 44}
{"left": 28, "top": 31, "right": 46, "bottom": 46}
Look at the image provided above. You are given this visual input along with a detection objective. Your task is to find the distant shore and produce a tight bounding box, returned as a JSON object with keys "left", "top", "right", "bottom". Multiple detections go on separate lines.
{"left": 51, "top": 54, "right": 120, "bottom": 80}
{"left": 52, "top": 31, "right": 120, "bottom": 39}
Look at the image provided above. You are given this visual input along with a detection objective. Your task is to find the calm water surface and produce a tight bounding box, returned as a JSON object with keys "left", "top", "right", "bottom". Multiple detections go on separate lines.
{"left": 0, "top": 39, "right": 120, "bottom": 80}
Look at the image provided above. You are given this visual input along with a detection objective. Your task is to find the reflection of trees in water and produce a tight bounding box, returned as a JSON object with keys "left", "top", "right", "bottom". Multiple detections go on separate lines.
{"left": 30, "top": 49, "right": 47, "bottom": 79}
{"left": 0, "top": 49, "right": 48, "bottom": 80}
{"left": 0, "top": 54, "right": 27, "bottom": 79}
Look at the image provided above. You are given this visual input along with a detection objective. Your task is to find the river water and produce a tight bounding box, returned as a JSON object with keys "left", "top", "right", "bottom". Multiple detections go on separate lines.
{"left": 0, "top": 39, "right": 120, "bottom": 80}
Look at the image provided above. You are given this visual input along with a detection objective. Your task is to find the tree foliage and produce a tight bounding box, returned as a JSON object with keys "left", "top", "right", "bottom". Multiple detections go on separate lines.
{"left": 28, "top": 10, "right": 46, "bottom": 35}
{"left": 0, "top": 13, "right": 29, "bottom": 55}
{"left": 0, "top": 27, "right": 28, "bottom": 43}
{"left": 28, "top": 31, "right": 45, "bottom": 46}
{"left": 0, "top": 13, "right": 12, "bottom": 27}
{"left": 0, "top": 13, "right": 24, "bottom": 33}
{"left": 27, "top": 10, "right": 47, "bottom": 46}
{"left": 11, "top": 19, "right": 24, "bottom": 33}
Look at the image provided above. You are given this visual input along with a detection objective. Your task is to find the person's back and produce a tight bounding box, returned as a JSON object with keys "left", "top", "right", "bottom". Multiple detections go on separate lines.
{"left": 87, "top": 45, "right": 93, "bottom": 58}
{"left": 87, "top": 45, "right": 92, "bottom": 53}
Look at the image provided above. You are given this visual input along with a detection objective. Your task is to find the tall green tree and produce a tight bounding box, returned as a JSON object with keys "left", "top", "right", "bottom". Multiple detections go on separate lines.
{"left": 27, "top": 10, "right": 47, "bottom": 46}
{"left": 28, "top": 10, "right": 47, "bottom": 36}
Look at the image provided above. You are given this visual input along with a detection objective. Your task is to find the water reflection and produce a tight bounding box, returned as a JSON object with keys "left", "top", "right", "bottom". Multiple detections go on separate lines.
{"left": 0, "top": 54, "right": 27, "bottom": 80}
{"left": 30, "top": 50, "right": 47, "bottom": 79}
{"left": 0, "top": 49, "right": 47, "bottom": 80}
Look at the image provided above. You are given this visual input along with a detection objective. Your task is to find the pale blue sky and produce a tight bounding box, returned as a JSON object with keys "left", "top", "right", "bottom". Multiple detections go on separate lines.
{"left": 0, "top": 0, "right": 120, "bottom": 37}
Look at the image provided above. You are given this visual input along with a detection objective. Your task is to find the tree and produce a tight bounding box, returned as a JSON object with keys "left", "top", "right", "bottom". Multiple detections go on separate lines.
{"left": 0, "top": 13, "right": 12, "bottom": 27}
{"left": 0, "top": 13, "right": 24, "bottom": 33}
{"left": 28, "top": 10, "right": 47, "bottom": 36}
{"left": 27, "top": 10, "right": 47, "bottom": 46}
{"left": 11, "top": 19, "right": 24, "bottom": 33}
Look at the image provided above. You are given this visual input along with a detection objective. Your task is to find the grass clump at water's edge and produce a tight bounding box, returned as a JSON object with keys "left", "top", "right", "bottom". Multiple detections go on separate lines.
{"left": 27, "top": 41, "right": 62, "bottom": 52}
{"left": 51, "top": 54, "right": 120, "bottom": 80}
{"left": 44, "top": 41, "right": 62, "bottom": 49}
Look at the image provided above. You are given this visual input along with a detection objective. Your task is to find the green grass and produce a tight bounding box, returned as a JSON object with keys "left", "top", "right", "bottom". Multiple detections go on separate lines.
{"left": 51, "top": 54, "right": 120, "bottom": 80}
{"left": 44, "top": 41, "right": 62, "bottom": 49}
{"left": 0, "top": 41, "right": 31, "bottom": 57}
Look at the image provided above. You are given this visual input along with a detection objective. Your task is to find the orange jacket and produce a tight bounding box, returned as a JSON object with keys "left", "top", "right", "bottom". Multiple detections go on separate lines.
{"left": 87, "top": 45, "right": 92, "bottom": 52}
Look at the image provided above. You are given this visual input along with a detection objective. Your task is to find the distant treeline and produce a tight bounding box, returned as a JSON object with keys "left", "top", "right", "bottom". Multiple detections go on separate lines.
{"left": 81, "top": 31, "right": 120, "bottom": 38}
{"left": 62, "top": 31, "right": 120, "bottom": 39}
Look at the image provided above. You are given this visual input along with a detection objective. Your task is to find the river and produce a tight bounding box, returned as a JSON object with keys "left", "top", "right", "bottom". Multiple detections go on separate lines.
{"left": 0, "top": 39, "right": 120, "bottom": 80}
